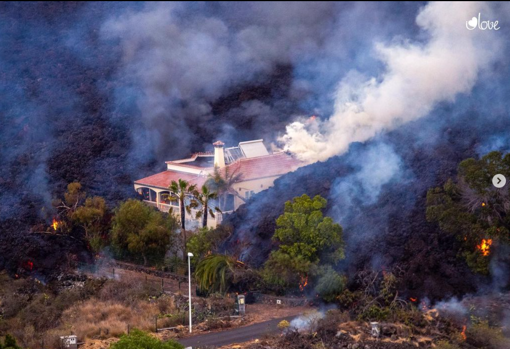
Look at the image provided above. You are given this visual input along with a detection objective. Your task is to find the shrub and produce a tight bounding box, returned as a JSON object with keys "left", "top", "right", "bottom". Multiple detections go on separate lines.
{"left": 110, "top": 329, "right": 183, "bottom": 349}
{"left": 2, "top": 334, "right": 23, "bottom": 349}
{"left": 278, "top": 320, "right": 290, "bottom": 330}
{"left": 466, "top": 321, "right": 510, "bottom": 349}
{"left": 357, "top": 304, "right": 390, "bottom": 322}
{"left": 435, "top": 341, "right": 460, "bottom": 349}
{"left": 314, "top": 266, "right": 346, "bottom": 302}
{"left": 204, "top": 317, "right": 232, "bottom": 331}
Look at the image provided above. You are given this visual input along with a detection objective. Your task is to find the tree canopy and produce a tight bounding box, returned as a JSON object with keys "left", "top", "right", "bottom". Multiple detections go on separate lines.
{"left": 205, "top": 165, "right": 244, "bottom": 210}
{"left": 169, "top": 179, "right": 197, "bottom": 231}
{"left": 194, "top": 254, "right": 255, "bottom": 294}
{"left": 186, "top": 226, "right": 231, "bottom": 267}
{"left": 195, "top": 254, "right": 236, "bottom": 294}
{"left": 426, "top": 151, "right": 510, "bottom": 274}
{"left": 263, "top": 194, "right": 344, "bottom": 292}
{"left": 194, "top": 185, "right": 220, "bottom": 228}
{"left": 110, "top": 199, "right": 178, "bottom": 265}
{"left": 72, "top": 196, "right": 108, "bottom": 251}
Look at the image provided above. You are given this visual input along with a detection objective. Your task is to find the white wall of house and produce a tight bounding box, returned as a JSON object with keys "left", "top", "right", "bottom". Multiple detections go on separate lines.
{"left": 134, "top": 174, "right": 281, "bottom": 229}
{"left": 232, "top": 176, "right": 280, "bottom": 209}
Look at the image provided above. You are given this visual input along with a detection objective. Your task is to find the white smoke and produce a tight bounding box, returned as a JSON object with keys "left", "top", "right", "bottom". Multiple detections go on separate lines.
{"left": 280, "top": 2, "right": 502, "bottom": 163}
{"left": 289, "top": 310, "right": 325, "bottom": 332}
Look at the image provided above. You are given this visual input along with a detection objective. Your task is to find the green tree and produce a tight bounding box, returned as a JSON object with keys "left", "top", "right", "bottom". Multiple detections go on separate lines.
{"left": 195, "top": 254, "right": 244, "bottom": 294}
{"left": 110, "top": 329, "right": 183, "bottom": 349}
{"left": 111, "top": 199, "right": 178, "bottom": 265}
{"left": 63, "top": 182, "right": 87, "bottom": 211}
{"left": 186, "top": 226, "right": 231, "bottom": 267}
{"left": 426, "top": 151, "right": 510, "bottom": 274}
{"left": 72, "top": 196, "right": 108, "bottom": 251}
{"left": 194, "top": 185, "right": 220, "bottom": 228}
{"left": 52, "top": 182, "right": 88, "bottom": 233}
{"left": 263, "top": 194, "right": 345, "bottom": 291}
{"left": 168, "top": 179, "right": 197, "bottom": 231}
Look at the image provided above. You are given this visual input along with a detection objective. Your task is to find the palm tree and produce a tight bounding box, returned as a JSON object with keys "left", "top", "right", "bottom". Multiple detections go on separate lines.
{"left": 206, "top": 165, "right": 245, "bottom": 211}
{"left": 195, "top": 254, "right": 236, "bottom": 294}
{"left": 168, "top": 179, "right": 198, "bottom": 231}
{"left": 194, "top": 254, "right": 252, "bottom": 294}
{"left": 194, "top": 185, "right": 221, "bottom": 228}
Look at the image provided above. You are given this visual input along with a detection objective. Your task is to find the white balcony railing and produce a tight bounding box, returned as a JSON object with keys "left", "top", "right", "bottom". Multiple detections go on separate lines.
{"left": 143, "top": 200, "right": 233, "bottom": 227}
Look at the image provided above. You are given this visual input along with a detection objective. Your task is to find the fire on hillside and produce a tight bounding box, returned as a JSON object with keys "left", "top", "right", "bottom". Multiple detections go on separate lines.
{"left": 477, "top": 239, "right": 492, "bottom": 257}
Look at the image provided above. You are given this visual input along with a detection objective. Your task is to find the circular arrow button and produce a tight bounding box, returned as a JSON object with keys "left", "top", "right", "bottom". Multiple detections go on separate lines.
{"left": 492, "top": 174, "right": 506, "bottom": 188}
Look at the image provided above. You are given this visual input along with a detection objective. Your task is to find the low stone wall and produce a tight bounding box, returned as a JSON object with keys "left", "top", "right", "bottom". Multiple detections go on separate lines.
{"left": 110, "top": 260, "right": 188, "bottom": 283}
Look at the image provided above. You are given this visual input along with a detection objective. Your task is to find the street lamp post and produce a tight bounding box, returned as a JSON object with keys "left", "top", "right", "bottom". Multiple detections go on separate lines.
{"left": 187, "top": 252, "right": 194, "bottom": 333}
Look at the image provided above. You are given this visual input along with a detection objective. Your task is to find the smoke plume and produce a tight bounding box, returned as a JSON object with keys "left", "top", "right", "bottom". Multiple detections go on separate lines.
{"left": 280, "top": 2, "right": 502, "bottom": 163}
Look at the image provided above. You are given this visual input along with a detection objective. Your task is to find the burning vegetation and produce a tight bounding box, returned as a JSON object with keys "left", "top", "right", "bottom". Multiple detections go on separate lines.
{"left": 51, "top": 218, "right": 60, "bottom": 231}
{"left": 1, "top": 2, "right": 510, "bottom": 348}
{"left": 477, "top": 239, "right": 493, "bottom": 257}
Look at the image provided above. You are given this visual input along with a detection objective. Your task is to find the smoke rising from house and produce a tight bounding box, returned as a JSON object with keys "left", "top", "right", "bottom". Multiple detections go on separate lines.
{"left": 100, "top": 2, "right": 341, "bottom": 161}
{"left": 280, "top": 2, "right": 502, "bottom": 163}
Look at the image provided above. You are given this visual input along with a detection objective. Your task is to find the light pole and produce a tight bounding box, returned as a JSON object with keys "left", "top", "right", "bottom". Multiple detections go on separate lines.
{"left": 187, "top": 252, "right": 194, "bottom": 333}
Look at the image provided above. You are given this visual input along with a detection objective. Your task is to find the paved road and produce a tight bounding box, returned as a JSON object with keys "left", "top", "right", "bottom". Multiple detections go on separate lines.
{"left": 178, "top": 316, "right": 295, "bottom": 348}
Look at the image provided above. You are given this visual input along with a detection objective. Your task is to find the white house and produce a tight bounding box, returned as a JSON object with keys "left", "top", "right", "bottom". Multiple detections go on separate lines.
{"left": 133, "top": 139, "right": 302, "bottom": 228}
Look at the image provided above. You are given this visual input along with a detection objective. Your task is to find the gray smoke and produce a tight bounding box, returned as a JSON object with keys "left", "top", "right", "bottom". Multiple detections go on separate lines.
{"left": 99, "top": 2, "right": 422, "bottom": 162}
{"left": 100, "top": 2, "right": 341, "bottom": 160}
{"left": 331, "top": 143, "right": 404, "bottom": 211}
{"left": 280, "top": 2, "right": 503, "bottom": 163}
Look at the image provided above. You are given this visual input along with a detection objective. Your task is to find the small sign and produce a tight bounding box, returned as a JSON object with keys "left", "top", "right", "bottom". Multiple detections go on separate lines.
{"left": 276, "top": 299, "right": 282, "bottom": 305}
{"left": 237, "top": 295, "right": 246, "bottom": 315}
{"left": 60, "top": 335, "right": 78, "bottom": 349}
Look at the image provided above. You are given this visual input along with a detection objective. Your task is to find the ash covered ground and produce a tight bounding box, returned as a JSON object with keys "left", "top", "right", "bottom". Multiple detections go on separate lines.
{"left": 1, "top": 1, "right": 510, "bottom": 302}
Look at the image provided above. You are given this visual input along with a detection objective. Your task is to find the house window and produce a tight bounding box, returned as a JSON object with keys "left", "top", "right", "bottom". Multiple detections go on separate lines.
{"left": 221, "top": 194, "right": 234, "bottom": 211}
{"left": 160, "top": 191, "right": 179, "bottom": 206}
{"left": 137, "top": 187, "right": 157, "bottom": 202}
{"left": 245, "top": 190, "right": 255, "bottom": 199}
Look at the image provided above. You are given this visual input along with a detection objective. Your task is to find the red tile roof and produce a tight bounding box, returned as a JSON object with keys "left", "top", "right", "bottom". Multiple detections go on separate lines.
{"left": 134, "top": 152, "right": 302, "bottom": 189}
{"left": 229, "top": 152, "right": 302, "bottom": 181}
{"left": 134, "top": 171, "right": 208, "bottom": 189}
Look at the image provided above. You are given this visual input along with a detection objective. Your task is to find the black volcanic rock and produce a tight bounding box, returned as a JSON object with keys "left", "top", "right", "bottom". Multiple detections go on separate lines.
{"left": 222, "top": 108, "right": 507, "bottom": 300}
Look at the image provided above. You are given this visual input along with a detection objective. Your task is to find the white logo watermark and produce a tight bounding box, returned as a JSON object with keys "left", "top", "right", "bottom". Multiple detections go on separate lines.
{"left": 466, "top": 13, "right": 500, "bottom": 31}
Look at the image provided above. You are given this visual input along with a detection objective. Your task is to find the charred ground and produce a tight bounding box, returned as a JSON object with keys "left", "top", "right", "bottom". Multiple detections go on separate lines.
{"left": 0, "top": 2, "right": 301, "bottom": 277}
{"left": 1, "top": 1, "right": 509, "bottom": 303}
{"left": 223, "top": 106, "right": 510, "bottom": 301}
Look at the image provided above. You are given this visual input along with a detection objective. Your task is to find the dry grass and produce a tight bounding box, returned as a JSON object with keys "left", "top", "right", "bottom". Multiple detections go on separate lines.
{"left": 60, "top": 297, "right": 176, "bottom": 340}
{"left": 0, "top": 272, "right": 181, "bottom": 347}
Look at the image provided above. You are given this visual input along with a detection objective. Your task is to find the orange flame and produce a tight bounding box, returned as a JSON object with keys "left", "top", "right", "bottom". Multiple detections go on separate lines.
{"left": 410, "top": 297, "right": 417, "bottom": 302}
{"left": 477, "top": 239, "right": 493, "bottom": 256}
{"left": 52, "top": 218, "right": 59, "bottom": 231}
{"left": 299, "top": 275, "right": 308, "bottom": 292}
{"left": 482, "top": 202, "right": 486, "bottom": 207}
{"left": 461, "top": 325, "right": 467, "bottom": 340}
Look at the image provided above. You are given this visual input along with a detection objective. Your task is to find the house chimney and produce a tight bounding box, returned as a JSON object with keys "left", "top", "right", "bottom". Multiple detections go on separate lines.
{"left": 213, "top": 141, "right": 226, "bottom": 168}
